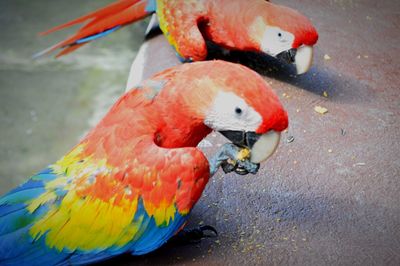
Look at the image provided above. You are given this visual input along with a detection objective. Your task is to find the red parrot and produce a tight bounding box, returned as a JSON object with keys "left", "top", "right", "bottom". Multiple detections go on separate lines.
{"left": 37, "top": 0, "right": 318, "bottom": 74}
{"left": 0, "top": 61, "right": 288, "bottom": 265}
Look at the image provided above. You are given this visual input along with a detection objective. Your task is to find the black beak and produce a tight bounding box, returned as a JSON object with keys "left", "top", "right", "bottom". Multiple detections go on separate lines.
{"left": 276, "top": 48, "right": 297, "bottom": 64}
{"left": 219, "top": 131, "right": 260, "bottom": 149}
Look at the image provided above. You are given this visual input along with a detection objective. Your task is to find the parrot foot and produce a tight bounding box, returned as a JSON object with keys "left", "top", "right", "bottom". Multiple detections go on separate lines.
{"left": 210, "top": 143, "right": 260, "bottom": 176}
{"left": 169, "top": 225, "right": 218, "bottom": 245}
{"left": 221, "top": 157, "right": 260, "bottom": 175}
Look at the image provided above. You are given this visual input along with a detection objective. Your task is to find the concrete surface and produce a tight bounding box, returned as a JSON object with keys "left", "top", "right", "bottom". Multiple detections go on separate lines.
{"left": 1, "top": 0, "right": 400, "bottom": 265}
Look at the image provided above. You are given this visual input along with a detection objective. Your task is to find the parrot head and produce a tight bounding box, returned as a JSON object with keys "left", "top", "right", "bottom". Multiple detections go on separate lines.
{"left": 152, "top": 61, "right": 288, "bottom": 163}
{"left": 206, "top": 1, "right": 318, "bottom": 74}
{"left": 250, "top": 1, "right": 319, "bottom": 74}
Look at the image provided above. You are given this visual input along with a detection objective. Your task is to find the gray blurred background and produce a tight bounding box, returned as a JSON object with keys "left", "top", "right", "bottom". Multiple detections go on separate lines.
{"left": 0, "top": 0, "right": 147, "bottom": 193}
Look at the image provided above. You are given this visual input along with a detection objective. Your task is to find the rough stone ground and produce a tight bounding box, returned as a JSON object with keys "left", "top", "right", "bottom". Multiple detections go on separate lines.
{"left": 0, "top": 1, "right": 399, "bottom": 265}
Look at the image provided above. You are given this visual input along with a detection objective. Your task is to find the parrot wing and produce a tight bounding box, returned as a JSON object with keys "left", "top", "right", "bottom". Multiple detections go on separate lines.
{"left": 0, "top": 139, "right": 209, "bottom": 265}
{"left": 0, "top": 168, "right": 72, "bottom": 265}
{"left": 35, "top": 0, "right": 156, "bottom": 58}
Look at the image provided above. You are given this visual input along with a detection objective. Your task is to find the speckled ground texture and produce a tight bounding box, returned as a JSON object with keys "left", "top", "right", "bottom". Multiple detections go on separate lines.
{"left": 1, "top": 0, "right": 399, "bottom": 265}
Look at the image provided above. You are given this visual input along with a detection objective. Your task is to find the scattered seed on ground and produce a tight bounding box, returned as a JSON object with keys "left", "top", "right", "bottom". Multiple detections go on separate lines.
{"left": 314, "top": 106, "right": 328, "bottom": 114}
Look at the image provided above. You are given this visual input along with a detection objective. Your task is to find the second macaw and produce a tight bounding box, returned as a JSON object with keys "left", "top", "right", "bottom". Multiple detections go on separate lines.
{"left": 38, "top": 0, "right": 318, "bottom": 74}
{"left": 0, "top": 61, "right": 288, "bottom": 265}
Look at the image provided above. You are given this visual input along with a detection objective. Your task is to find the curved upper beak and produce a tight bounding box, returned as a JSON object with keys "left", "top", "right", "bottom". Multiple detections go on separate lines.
{"left": 276, "top": 45, "right": 314, "bottom": 75}
{"left": 294, "top": 45, "right": 314, "bottom": 74}
{"left": 220, "top": 130, "right": 281, "bottom": 163}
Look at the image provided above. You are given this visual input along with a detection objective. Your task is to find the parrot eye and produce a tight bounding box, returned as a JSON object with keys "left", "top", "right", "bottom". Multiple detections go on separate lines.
{"left": 204, "top": 91, "right": 262, "bottom": 132}
{"left": 235, "top": 107, "right": 243, "bottom": 115}
{"left": 278, "top": 32, "right": 282, "bottom": 38}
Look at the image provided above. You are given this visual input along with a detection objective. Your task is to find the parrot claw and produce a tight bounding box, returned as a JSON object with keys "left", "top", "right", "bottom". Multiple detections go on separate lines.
{"left": 221, "top": 160, "right": 260, "bottom": 175}
{"left": 198, "top": 225, "right": 219, "bottom": 237}
{"left": 235, "top": 162, "right": 260, "bottom": 175}
{"left": 221, "top": 160, "right": 237, "bottom": 173}
{"left": 170, "top": 225, "right": 218, "bottom": 245}
{"left": 210, "top": 143, "right": 261, "bottom": 176}
{"left": 219, "top": 143, "right": 260, "bottom": 175}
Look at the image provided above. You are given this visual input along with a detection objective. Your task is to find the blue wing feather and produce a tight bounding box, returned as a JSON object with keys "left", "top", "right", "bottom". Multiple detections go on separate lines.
{"left": 0, "top": 168, "right": 67, "bottom": 265}
{"left": 0, "top": 181, "right": 45, "bottom": 205}
{"left": 0, "top": 203, "right": 26, "bottom": 218}
{"left": 0, "top": 168, "right": 189, "bottom": 265}
{"left": 127, "top": 198, "right": 187, "bottom": 255}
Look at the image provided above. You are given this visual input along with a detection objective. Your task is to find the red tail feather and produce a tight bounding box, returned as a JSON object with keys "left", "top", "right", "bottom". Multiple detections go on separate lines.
{"left": 38, "top": 0, "right": 151, "bottom": 57}
{"left": 55, "top": 44, "right": 85, "bottom": 58}
{"left": 40, "top": 0, "right": 142, "bottom": 35}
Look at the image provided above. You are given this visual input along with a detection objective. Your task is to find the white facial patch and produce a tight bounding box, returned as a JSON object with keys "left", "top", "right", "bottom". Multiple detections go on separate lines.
{"left": 204, "top": 91, "right": 262, "bottom": 132}
{"left": 260, "top": 26, "right": 295, "bottom": 56}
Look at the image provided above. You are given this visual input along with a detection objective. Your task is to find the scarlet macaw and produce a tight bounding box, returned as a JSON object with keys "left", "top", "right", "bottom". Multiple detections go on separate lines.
{"left": 37, "top": 0, "right": 318, "bottom": 74}
{"left": 0, "top": 61, "right": 288, "bottom": 265}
